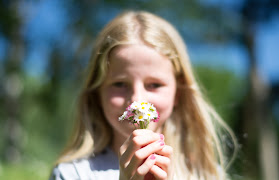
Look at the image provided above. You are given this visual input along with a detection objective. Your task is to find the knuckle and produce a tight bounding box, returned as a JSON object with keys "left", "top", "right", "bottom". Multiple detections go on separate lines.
{"left": 136, "top": 168, "right": 145, "bottom": 176}
{"left": 132, "top": 129, "right": 140, "bottom": 137}
{"left": 163, "top": 145, "right": 173, "bottom": 156}
{"left": 152, "top": 133, "right": 160, "bottom": 139}
{"left": 168, "top": 146, "right": 173, "bottom": 154}
{"left": 159, "top": 171, "right": 168, "bottom": 179}
{"left": 134, "top": 151, "right": 144, "bottom": 160}
{"left": 165, "top": 158, "right": 171, "bottom": 166}
{"left": 151, "top": 166, "right": 167, "bottom": 180}
{"left": 145, "top": 129, "right": 152, "bottom": 133}
{"left": 132, "top": 136, "right": 140, "bottom": 146}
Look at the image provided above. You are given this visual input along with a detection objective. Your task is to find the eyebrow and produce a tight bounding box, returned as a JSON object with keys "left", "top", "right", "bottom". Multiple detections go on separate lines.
{"left": 110, "top": 73, "right": 128, "bottom": 78}
{"left": 106, "top": 74, "right": 129, "bottom": 82}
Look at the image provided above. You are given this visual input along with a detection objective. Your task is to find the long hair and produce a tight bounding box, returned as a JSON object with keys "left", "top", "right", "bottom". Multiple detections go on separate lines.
{"left": 56, "top": 11, "right": 237, "bottom": 179}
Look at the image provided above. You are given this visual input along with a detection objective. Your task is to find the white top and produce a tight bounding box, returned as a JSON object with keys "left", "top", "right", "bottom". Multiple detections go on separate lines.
{"left": 49, "top": 148, "right": 119, "bottom": 180}
{"left": 50, "top": 148, "right": 224, "bottom": 180}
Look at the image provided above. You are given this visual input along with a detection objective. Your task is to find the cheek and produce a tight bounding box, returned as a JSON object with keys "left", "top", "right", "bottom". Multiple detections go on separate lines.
{"left": 155, "top": 88, "right": 177, "bottom": 121}
{"left": 157, "top": 102, "right": 174, "bottom": 121}
{"left": 109, "top": 97, "right": 126, "bottom": 110}
{"left": 100, "top": 89, "right": 126, "bottom": 116}
{"left": 106, "top": 91, "right": 126, "bottom": 108}
{"left": 148, "top": 98, "right": 175, "bottom": 132}
{"left": 152, "top": 99, "right": 175, "bottom": 122}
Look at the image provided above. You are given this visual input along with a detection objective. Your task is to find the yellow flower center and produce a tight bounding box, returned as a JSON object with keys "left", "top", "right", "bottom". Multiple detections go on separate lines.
{"left": 139, "top": 115, "right": 143, "bottom": 119}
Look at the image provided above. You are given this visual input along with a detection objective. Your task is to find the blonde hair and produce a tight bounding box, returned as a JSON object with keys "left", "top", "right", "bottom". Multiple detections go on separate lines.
{"left": 56, "top": 11, "right": 237, "bottom": 179}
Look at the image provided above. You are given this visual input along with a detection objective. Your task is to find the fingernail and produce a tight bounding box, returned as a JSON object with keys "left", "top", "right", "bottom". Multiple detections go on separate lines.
{"left": 160, "top": 134, "right": 164, "bottom": 140}
{"left": 150, "top": 154, "right": 156, "bottom": 160}
{"left": 158, "top": 140, "right": 165, "bottom": 146}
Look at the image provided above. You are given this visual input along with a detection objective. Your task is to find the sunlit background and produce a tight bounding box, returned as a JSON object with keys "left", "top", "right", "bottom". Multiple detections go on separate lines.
{"left": 0, "top": 0, "right": 278, "bottom": 179}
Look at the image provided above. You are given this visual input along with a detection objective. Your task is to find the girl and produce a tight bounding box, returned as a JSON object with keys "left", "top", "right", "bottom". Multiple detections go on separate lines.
{"left": 50, "top": 10, "right": 237, "bottom": 180}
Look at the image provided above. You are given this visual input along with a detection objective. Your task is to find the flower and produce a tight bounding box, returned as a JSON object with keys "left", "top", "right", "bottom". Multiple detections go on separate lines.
{"left": 119, "top": 101, "right": 159, "bottom": 129}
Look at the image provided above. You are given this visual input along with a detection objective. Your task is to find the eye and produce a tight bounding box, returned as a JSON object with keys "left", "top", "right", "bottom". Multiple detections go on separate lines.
{"left": 146, "top": 83, "right": 162, "bottom": 90}
{"left": 112, "top": 82, "right": 127, "bottom": 88}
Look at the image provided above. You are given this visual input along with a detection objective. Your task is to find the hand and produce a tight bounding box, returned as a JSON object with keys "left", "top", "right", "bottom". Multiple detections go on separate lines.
{"left": 119, "top": 129, "right": 173, "bottom": 180}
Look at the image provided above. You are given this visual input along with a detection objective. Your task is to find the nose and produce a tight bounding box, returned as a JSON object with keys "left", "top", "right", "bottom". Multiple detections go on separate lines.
{"left": 129, "top": 83, "right": 147, "bottom": 103}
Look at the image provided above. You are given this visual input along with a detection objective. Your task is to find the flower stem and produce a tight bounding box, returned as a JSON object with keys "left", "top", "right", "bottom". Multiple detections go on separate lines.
{"left": 139, "top": 121, "right": 145, "bottom": 129}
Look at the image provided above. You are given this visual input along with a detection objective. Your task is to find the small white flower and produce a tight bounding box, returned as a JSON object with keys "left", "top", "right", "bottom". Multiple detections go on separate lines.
{"left": 134, "top": 112, "right": 147, "bottom": 122}
{"left": 118, "top": 101, "right": 159, "bottom": 129}
{"left": 130, "top": 101, "right": 141, "bottom": 110}
{"left": 119, "top": 111, "right": 127, "bottom": 121}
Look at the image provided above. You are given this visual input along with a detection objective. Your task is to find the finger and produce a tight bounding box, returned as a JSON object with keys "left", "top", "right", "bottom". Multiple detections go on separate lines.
{"left": 150, "top": 165, "right": 168, "bottom": 180}
{"left": 120, "top": 129, "right": 160, "bottom": 155}
{"left": 132, "top": 154, "right": 156, "bottom": 180}
{"left": 126, "top": 139, "right": 165, "bottom": 174}
{"left": 153, "top": 154, "right": 171, "bottom": 172}
{"left": 154, "top": 145, "right": 173, "bottom": 158}
{"left": 119, "top": 130, "right": 161, "bottom": 168}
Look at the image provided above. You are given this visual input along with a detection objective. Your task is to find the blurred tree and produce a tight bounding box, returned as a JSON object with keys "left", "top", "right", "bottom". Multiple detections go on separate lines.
{"left": 0, "top": 0, "right": 24, "bottom": 163}
{"left": 239, "top": 1, "right": 279, "bottom": 179}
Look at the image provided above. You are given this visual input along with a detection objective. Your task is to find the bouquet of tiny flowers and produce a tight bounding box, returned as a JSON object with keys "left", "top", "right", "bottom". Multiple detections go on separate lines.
{"left": 119, "top": 101, "right": 159, "bottom": 129}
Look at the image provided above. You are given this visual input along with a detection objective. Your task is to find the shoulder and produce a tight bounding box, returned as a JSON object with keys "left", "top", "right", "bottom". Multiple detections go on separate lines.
{"left": 49, "top": 148, "right": 119, "bottom": 180}
{"left": 49, "top": 158, "right": 92, "bottom": 180}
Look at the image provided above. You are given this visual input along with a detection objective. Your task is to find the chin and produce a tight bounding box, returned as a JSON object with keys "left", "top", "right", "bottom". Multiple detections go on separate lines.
{"left": 119, "top": 121, "right": 136, "bottom": 134}
{"left": 146, "top": 123, "right": 161, "bottom": 133}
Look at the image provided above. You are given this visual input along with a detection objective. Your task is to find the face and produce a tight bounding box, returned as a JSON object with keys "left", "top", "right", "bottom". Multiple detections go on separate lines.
{"left": 99, "top": 44, "right": 177, "bottom": 145}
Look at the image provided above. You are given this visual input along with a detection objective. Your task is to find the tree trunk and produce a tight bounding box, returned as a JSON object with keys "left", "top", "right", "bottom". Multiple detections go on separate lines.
{"left": 243, "top": 20, "right": 279, "bottom": 180}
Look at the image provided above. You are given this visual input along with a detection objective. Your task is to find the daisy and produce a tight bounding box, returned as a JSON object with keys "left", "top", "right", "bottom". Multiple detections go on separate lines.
{"left": 119, "top": 101, "right": 159, "bottom": 129}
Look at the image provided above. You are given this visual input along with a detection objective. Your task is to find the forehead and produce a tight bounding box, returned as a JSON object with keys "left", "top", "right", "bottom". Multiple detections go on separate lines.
{"left": 108, "top": 44, "right": 173, "bottom": 72}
